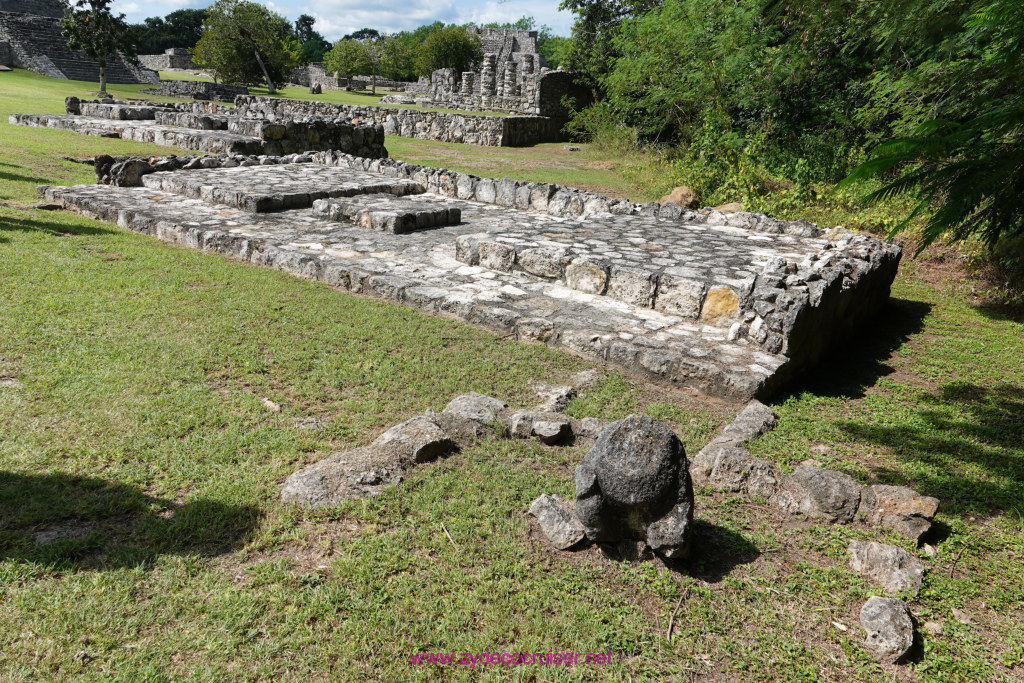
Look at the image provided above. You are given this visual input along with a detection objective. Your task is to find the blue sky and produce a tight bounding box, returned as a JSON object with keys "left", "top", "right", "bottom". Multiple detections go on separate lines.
{"left": 112, "top": 0, "right": 576, "bottom": 41}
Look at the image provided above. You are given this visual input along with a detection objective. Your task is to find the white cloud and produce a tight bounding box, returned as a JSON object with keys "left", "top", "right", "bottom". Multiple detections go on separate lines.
{"left": 111, "top": 0, "right": 573, "bottom": 40}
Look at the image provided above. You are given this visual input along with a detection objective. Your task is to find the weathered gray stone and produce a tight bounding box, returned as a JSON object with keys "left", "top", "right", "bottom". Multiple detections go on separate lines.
{"left": 529, "top": 494, "right": 586, "bottom": 550}
{"left": 693, "top": 445, "right": 781, "bottom": 499}
{"left": 518, "top": 246, "right": 570, "bottom": 279}
{"left": 373, "top": 415, "right": 459, "bottom": 466}
{"left": 443, "top": 392, "right": 507, "bottom": 425}
{"left": 859, "top": 485, "right": 939, "bottom": 542}
{"left": 575, "top": 415, "right": 693, "bottom": 558}
{"left": 860, "top": 596, "right": 915, "bottom": 664}
{"left": 578, "top": 417, "right": 608, "bottom": 439}
{"left": 608, "top": 266, "right": 657, "bottom": 308}
{"left": 531, "top": 383, "right": 576, "bottom": 412}
{"left": 655, "top": 275, "right": 705, "bottom": 318}
{"left": 849, "top": 540, "right": 926, "bottom": 596}
{"left": 533, "top": 419, "right": 572, "bottom": 445}
{"left": 478, "top": 241, "right": 516, "bottom": 272}
{"left": 776, "top": 466, "right": 863, "bottom": 523}
{"left": 565, "top": 259, "right": 608, "bottom": 295}
{"left": 722, "top": 400, "right": 779, "bottom": 443}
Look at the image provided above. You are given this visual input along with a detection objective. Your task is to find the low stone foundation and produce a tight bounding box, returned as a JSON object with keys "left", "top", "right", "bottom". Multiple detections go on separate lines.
{"left": 9, "top": 97, "right": 388, "bottom": 158}
{"left": 34, "top": 151, "right": 901, "bottom": 400}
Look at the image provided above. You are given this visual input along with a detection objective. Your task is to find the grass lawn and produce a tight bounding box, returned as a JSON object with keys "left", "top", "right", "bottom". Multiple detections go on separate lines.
{"left": 1, "top": 69, "right": 1022, "bottom": 681}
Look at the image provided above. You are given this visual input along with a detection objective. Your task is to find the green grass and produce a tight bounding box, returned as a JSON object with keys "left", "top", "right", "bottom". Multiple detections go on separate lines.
{"left": 1, "top": 69, "right": 1023, "bottom": 681}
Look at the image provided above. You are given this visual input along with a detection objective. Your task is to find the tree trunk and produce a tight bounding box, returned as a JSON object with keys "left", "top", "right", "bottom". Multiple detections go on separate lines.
{"left": 251, "top": 46, "right": 275, "bottom": 94}
{"left": 371, "top": 73, "right": 376, "bottom": 95}
{"left": 99, "top": 60, "right": 107, "bottom": 95}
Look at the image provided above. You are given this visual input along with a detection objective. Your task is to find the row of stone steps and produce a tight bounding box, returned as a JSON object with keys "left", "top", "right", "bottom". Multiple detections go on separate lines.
{"left": 0, "top": 11, "right": 156, "bottom": 83}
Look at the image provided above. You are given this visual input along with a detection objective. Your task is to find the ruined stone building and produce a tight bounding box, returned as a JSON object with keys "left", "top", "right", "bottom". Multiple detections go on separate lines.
{"left": 0, "top": 0, "right": 155, "bottom": 83}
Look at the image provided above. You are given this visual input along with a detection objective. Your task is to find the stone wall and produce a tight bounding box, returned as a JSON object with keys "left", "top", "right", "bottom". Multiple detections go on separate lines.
{"left": 0, "top": 0, "right": 63, "bottom": 18}
{"left": 12, "top": 96, "right": 387, "bottom": 157}
{"left": 234, "top": 95, "right": 563, "bottom": 147}
{"left": 0, "top": 39, "right": 10, "bottom": 65}
{"left": 138, "top": 48, "right": 195, "bottom": 71}
{"left": 141, "top": 79, "right": 248, "bottom": 102}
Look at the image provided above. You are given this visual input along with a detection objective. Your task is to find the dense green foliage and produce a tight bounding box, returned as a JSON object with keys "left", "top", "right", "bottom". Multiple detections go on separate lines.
{"left": 126, "top": 9, "right": 207, "bottom": 55}
{"left": 414, "top": 25, "right": 484, "bottom": 77}
{"left": 561, "top": 0, "right": 1024, "bottom": 260}
{"left": 294, "top": 14, "right": 330, "bottom": 64}
{"left": 192, "top": 0, "right": 299, "bottom": 93}
{"left": 60, "top": 0, "right": 136, "bottom": 94}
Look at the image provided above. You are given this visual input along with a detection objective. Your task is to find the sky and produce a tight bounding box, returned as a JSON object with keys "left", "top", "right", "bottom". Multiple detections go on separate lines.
{"left": 112, "top": 0, "right": 576, "bottom": 40}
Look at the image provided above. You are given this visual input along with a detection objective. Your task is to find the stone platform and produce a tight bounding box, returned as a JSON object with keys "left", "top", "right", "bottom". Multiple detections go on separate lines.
{"left": 37, "top": 154, "right": 902, "bottom": 400}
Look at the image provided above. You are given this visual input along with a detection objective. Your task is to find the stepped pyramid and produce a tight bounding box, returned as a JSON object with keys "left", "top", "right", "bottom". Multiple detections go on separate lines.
{"left": 0, "top": 0, "right": 157, "bottom": 84}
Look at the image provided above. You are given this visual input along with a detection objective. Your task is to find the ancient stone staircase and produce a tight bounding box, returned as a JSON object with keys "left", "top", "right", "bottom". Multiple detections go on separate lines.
{"left": 0, "top": 11, "right": 157, "bottom": 84}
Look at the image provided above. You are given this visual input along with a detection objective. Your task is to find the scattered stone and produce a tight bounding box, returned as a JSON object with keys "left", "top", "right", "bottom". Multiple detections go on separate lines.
{"left": 261, "top": 397, "right": 281, "bottom": 412}
{"left": 562, "top": 145, "right": 581, "bottom": 152}
{"left": 859, "top": 485, "right": 939, "bottom": 542}
{"left": 374, "top": 415, "right": 459, "bottom": 465}
{"left": 31, "top": 202, "right": 62, "bottom": 210}
{"left": 721, "top": 400, "right": 778, "bottom": 444}
{"left": 695, "top": 446, "right": 781, "bottom": 499}
{"left": 714, "top": 202, "right": 744, "bottom": 214}
{"left": 575, "top": 415, "right": 694, "bottom": 558}
{"left": 533, "top": 419, "right": 572, "bottom": 445}
{"left": 309, "top": 83, "right": 322, "bottom": 94}
{"left": 0, "top": 377, "right": 23, "bottom": 388}
{"left": 860, "top": 596, "right": 915, "bottom": 664}
{"left": 292, "top": 417, "right": 324, "bottom": 430}
{"left": 848, "top": 540, "right": 926, "bottom": 595}
{"left": 923, "top": 621, "right": 943, "bottom": 636}
{"left": 951, "top": 607, "right": 972, "bottom": 625}
{"left": 659, "top": 185, "right": 696, "bottom": 208}
{"left": 531, "top": 382, "right": 576, "bottom": 412}
{"left": 281, "top": 446, "right": 403, "bottom": 507}
{"left": 529, "top": 494, "right": 586, "bottom": 549}
{"left": 775, "top": 465, "right": 863, "bottom": 523}
{"left": 577, "top": 417, "right": 608, "bottom": 439}
{"left": 443, "top": 392, "right": 507, "bottom": 425}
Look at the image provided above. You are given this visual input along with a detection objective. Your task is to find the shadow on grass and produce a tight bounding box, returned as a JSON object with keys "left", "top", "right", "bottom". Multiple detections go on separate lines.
{"left": 597, "top": 521, "right": 760, "bottom": 583}
{"left": 0, "top": 213, "right": 115, "bottom": 241}
{"left": 0, "top": 471, "right": 261, "bottom": 570}
{"left": 838, "top": 381, "right": 1024, "bottom": 517}
{"left": 774, "top": 297, "right": 933, "bottom": 402}
{"left": 0, "top": 168, "right": 52, "bottom": 188}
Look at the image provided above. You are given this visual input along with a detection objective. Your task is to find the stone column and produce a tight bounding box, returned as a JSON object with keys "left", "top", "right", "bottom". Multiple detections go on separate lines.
{"left": 502, "top": 62, "right": 519, "bottom": 99}
{"left": 461, "top": 72, "right": 475, "bottom": 97}
{"left": 480, "top": 54, "right": 497, "bottom": 96}
{"left": 521, "top": 53, "right": 535, "bottom": 76}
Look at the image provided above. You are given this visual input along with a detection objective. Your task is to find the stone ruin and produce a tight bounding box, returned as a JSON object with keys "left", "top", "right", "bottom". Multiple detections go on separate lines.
{"left": 281, "top": 380, "right": 935, "bottom": 664}
{"left": 10, "top": 96, "right": 386, "bottom": 157}
{"left": 141, "top": 80, "right": 249, "bottom": 103}
{"left": 137, "top": 47, "right": 195, "bottom": 71}
{"left": 382, "top": 27, "right": 592, "bottom": 121}
{"left": 11, "top": 93, "right": 561, "bottom": 148}
{"left": 28, "top": 137, "right": 902, "bottom": 400}
{"left": 0, "top": 0, "right": 156, "bottom": 83}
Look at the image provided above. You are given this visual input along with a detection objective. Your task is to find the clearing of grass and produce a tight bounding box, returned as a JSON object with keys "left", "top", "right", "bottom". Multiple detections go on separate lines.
{"left": 1, "top": 69, "right": 1022, "bottom": 682}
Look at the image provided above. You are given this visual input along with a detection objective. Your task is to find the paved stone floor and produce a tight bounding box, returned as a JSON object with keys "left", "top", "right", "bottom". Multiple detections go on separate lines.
{"left": 39, "top": 160, "right": 900, "bottom": 400}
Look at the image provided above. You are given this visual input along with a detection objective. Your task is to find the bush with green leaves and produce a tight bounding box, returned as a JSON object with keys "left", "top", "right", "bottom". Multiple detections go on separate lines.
{"left": 414, "top": 25, "right": 482, "bottom": 77}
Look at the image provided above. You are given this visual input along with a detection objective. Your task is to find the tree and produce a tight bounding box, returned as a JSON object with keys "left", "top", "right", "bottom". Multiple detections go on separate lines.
{"left": 842, "top": 0, "right": 1024, "bottom": 252}
{"left": 294, "top": 14, "right": 330, "bottom": 64}
{"left": 60, "top": 0, "right": 136, "bottom": 95}
{"left": 558, "top": 0, "right": 660, "bottom": 88}
{"left": 192, "top": 0, "right": 298, "bottom": 93}
{"left": 380, "top": 35, "right": 415, "bottom": 82}
{"left": 415, "top": 25, "right": 483, "bottom": 77}
{"left": 128, "top": 9, "right": 208, "bottom": 54}
{"left": 344, "top": 28, "right": 380, "bottom": 42}
{"left": 323, "top": 39, "right": 368, "bottom": 89}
